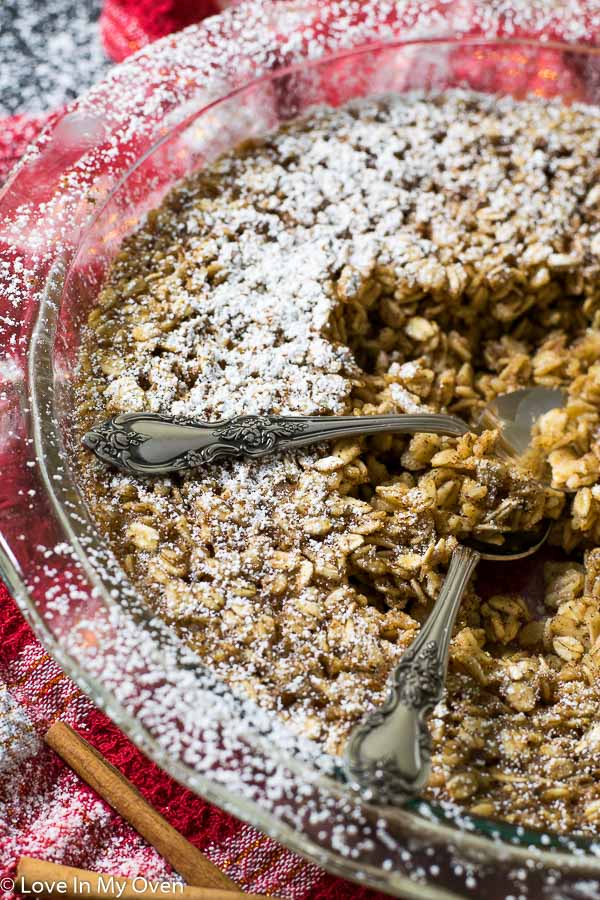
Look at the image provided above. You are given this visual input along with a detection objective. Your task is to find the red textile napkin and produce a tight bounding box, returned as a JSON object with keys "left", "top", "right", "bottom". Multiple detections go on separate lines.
{"left": 0, "top": 4, "right": 387, "bottom": 898}
{"left": 100, "top": 0, "right": 222, "bottom": 62}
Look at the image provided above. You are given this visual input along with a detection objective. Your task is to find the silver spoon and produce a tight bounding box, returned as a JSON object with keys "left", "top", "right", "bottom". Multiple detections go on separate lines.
{"left": 344, "top": 523, "right": 550, "bottom": 806}
{"left": 82, "top": 386, "right": 566, "bottom": 476}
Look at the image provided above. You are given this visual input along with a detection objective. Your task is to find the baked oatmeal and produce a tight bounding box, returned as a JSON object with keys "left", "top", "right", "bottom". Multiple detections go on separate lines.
{"left": 76, "top": 90, "right": 600, "bottom": 834}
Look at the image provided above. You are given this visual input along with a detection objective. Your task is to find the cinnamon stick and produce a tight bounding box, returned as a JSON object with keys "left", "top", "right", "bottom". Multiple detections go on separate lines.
{"left": 44, "top": 723, "right": 236, "bottom": 891}
{"left": 16, "top": 857, "right": 277, "bottom": 900}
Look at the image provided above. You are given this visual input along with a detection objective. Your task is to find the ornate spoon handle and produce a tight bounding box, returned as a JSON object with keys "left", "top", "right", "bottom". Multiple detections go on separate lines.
{"left": 344, "top": 545, "right": 480, "bottom": 806}
{"left": 82, "top": 411, "right": 468, "bottom": 476}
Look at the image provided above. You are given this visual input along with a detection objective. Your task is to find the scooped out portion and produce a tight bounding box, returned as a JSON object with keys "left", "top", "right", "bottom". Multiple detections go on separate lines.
{"left": 76, "top": 90, "right": 600, "bottom": 834}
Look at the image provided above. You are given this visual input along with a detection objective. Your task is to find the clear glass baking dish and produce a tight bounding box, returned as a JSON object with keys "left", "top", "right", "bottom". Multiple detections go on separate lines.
{"left": 3, "top": 1, "right": 600, "bottom": 896}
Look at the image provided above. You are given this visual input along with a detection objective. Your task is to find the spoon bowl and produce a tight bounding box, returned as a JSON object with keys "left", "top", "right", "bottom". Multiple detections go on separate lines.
{"left": 478, "top": 387, "right": 567, "bottom": 457}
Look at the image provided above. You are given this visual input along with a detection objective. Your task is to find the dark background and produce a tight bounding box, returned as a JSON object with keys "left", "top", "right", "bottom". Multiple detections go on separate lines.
{"left": 0, "top": 0, "right": 110, "bottom": 116}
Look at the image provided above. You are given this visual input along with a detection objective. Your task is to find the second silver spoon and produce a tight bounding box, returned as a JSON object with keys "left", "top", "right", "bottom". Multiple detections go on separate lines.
{"left": 343, "top": 524, "right": 550, "bottom": 806}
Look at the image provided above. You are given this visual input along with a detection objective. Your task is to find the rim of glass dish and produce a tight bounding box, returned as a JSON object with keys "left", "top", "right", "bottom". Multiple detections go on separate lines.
{"left": 3, "top": 22, "right": 600, "bottom": 893}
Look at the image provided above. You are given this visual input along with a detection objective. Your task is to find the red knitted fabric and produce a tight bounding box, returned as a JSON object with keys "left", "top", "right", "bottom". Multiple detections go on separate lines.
{"left": 100, "top": 0, "right": 222, "bottom": 61}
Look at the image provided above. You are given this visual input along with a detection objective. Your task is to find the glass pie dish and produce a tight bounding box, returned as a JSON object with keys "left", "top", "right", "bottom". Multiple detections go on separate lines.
{"left": 3, "top": 1, "right": 600, "bottom": 896}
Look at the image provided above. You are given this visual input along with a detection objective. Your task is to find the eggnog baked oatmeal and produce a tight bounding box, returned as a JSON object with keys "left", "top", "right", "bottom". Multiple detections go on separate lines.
{"left": 76, "top": 90, "right": 600, "bottom": 833}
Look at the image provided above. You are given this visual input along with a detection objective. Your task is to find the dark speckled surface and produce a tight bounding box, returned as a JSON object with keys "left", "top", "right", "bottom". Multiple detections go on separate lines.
{"left": 0, "top": 0, "right": 110, "bottom": 117}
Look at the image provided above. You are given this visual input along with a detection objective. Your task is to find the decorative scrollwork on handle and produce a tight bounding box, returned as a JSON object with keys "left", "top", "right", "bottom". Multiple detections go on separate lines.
{"left": 393, "top": 638, "right": 443, "bottom": 710}
{"left": 213, "top": 416, "right": 308, "bottom": 456}
{"left": 192, "top": 415, "right": 309, "bottom": 462}
{"left": 83, "top": 413, "right": 310, "bottom": 475}
{"left": 82, "top": 418, "right": 150, "bottom": 472}
{"left": 344, "top": 640, "right": 443, "bottom": 806}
